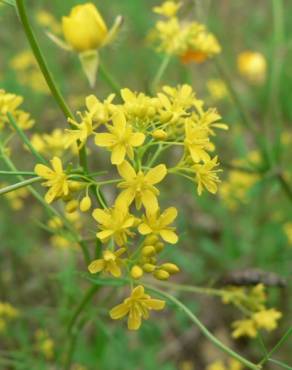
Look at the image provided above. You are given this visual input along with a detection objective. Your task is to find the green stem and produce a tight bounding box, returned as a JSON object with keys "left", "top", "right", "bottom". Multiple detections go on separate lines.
{"left": 277, "top": 173, "right": 292, "bottom": 203}
{"left": 151, "top": 54, "right": 171, "bottom": 93}
{"left": 145, "top": 285, "right": 261, "bottom": 370}
{"left": 7, "top": 112, "right": 46, "bottom": 164}
{"left": 99, "top": 61, "right": 121, "bottom": 96}
{"left": 15, "top": 0, "right": 88, "bottom": 172}
{"left": 0, "top": 170, "right": 35, "bottom": 176}
{"left": 0, "top": 177, "right": 41, "bottom": 195}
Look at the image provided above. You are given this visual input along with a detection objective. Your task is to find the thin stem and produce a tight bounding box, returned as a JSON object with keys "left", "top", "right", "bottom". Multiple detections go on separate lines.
{"left": 15, "top": 0, "right": 88, "bottom": 172}
{"left": 145, "top": 285, "right": 260, "bottom": 370}
{"left": 151, "top": 54, "right": 171, "bottom": 93}
{"left": 7, "top": 112, "right": 46, "bottom": 164}
{"left": 99, "top": 61, "right": 121, "bottom": 96}
{"left": 277, "top": 173, "right": 292, "bottom": 203}
{"left": 0, "top": 170, "right": 35, "bottom": 176}
{"left": 0, "top": 177, "right": 41, "bottom": 195}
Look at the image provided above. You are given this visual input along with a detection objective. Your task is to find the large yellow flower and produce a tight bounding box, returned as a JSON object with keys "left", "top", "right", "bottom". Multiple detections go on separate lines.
{"left": 95, "top": 111, "right": 145, "bottom": 165}
{"left": 193, "top": 156, "right": 221, "bottom": 195}
{"left": 116, "top": 161, "right": 167, "bottom": 211}
{"left": 35, "top": 157, "right": 70, "bottom": 204}
{"left": 88, "top": 248, "right": 126, "bottom": 277}
{"left": 109, "top": 285, "right": 165, "bottom": 330}
{"left": 92, "top": 205, "right": 136, "bottom": 246}
{"left": 138, "top": 207, "right": 178, "bottom": 244}
{"left": 62, "top": 3, "right": 108, "bottom": 52}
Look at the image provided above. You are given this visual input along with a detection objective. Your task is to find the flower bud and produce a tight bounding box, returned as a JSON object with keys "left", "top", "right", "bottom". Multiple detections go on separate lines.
{"left": 160, "top": 263, "right": 180, "bottom": 274}
{"left": 65, "top": 199, "right": 79, "bottom": 213}
{"left": 80, "top": 196, "right": 92, "bottom": 212}
{"left": 142, "top": 246, "right": 156, "bottom": 257}
{"left": 237, "top": 51, "right": 267, "bottom": 84}
{"left": 154, "top": 242, "right": 164, "bottom": 253}
{"left": 62, "top": 3, "right": 108, "bottom": 52}
{"left": 69, "top": 181, "right": 85, "bottom": 192}
{"left": 142, "top": 263, "right": 156, "bottom": 273}
{"left": 130, "top": 265, "right": 144, "bottom": 279}
{"left": 153, "top": 269, "right": 170, "bottom": 280}
{"left": 152, "top": 129, "right": 168, "bottom": 141}
{"left": 144, "top": 235, "right": 159, "bottom": 245}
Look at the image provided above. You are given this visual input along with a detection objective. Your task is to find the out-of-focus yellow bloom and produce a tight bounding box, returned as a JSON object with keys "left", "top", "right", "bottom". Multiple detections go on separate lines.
{"left": 95, "top": 111, "right": 145, "bottom": 165}
{"left": 206, "top": 361, "right": 226, "bottom": 370}
{"left": 62, "top": 3, "right": 108, "bottom": 52}
{"left": 252, "top": 309, "right": 282, "bottom": 331}
{"left": 232, "top": 318, "right": 257, "bottom": 338}
{"left": 207, "top": 79, "right": 228, "bottom": 101}
{"left": 88, "top": 248, "right": 126, "bottom": 277}
{"left": 92, "top": 205, "right": 136, "bottom": 246}
{"left": 138, "top": 207, "right": 178, "bottom": 244}
{"left": 237, "top": 51, "right": 267, "bottom": 84}
{"left": 283, "top": 222, "right": 292, "bottom": 245}
{"left": 35, "top": 157, "right": 70, "bottom": 204}
{"left": 36, "top": 10, "right": 61, "bottom": 34}
{"left": 35, "top": 329, "right": 54, "bottom": 360}
{"left": 206, "top": 359, "right": 243, "bottom": 370}
{"left": 116, "top": 161, "right": 167, "bottom": 211}
{"left": 153, "top": 1, "right": 181, "bottom": 17}
{"left": 109, "top": 285, "right": 165, "bottom": 330}
{"left": 193, "top": 156, "right": 221, "bottom": 195}
{"left": 66, "top": 113, "right": 94, "bottom": 149}
{"left": 86, "top": 94, "right": 116, "bottom": 125}
{"left": 0, "top": 302, "right": 19, "bottom": 333}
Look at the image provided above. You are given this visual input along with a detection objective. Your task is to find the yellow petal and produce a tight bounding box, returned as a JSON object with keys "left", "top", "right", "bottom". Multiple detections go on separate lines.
{"left": 145, "top": 299, "right": 165, "bottom": 310}
{"left": 128, "top": 307, "right": 142, "bottom": 330}
{"left": 145, "top": 164, "right": 167, "bottom": 185}
{"left": 97, "top": 229, "right": 114, "bottom": 241}
{"left": 111, "top": 144, "right": 126, "bottom": 165}
{"left": 116, "top": 188, "right": 136, "bottom": 208}
{"left": 92, "top": 208, "right": 110, "bottom": 224}
{"left": 117, "top": 160, "right": 136, "bottom": 180}
{"left": 88, "top": 259, "right": 105, "bottom": 273}
{"left": 128, "top": 132, "right": 145, "bottom": 147}
{"left": 141, "top": 190, "right": 158, "bottom": 212}
{"left": 109, "top": 303, "right": 129, "bottom": 320}
{"left": 112, "top": 111, "right": 126, "bottom": 132}
{"left": 160, "top": 207, "right": 177, "bottom": 226}
{"left": 51, "top": 157, "right": 63, "bottom": 173}
{"left": 108, "top": 261, "right": 122, "bottom": 277}
{"left": 34, "top": 164, "right": 53, "bottom": 178}
{"left": 160, "top": 230, "right": 178, "bottom": 244}
{"left": 138, "top": 223, "right": 152, "bottom": 235}
{"left": 95, "top": 133, "right": 115, "bottom": 147}
{"left": 44, "top": 187, "right": 56, "bottom": 204}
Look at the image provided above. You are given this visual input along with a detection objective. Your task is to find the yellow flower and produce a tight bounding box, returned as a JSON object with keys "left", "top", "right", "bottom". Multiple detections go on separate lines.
{"left": 193, "top": 156, "right": 221, "bottom": 195}
{"left": 62, "top": 3, "right": 108, "bottom": 52}
{"left": 153, "top": 1, "right": 181, "bottom": 17}
{"left": 237, "top": 51, "right": 267, "bottom": 84}
{"left": 86, "top": 93, "right": 116, "bottom": 125}
{"left": 184, "top": 120, "right": 212, "bottom": 163}
{"left": 0, "top": 302, "right": 19, "bottom": 319}
{"left": 0, "top": 89, "right": 23, "bottom": 115}
{"left": 138, "top": 207, "right": 178, "bottom": 244}
{"left": 109, "top": 285, "right": 165, "bottom": 330}
{"left": 116, "top": 161, "right": 167, "bottom": 211}
{"left": 36, "top": 10, "right": 61, "bottom": 34}
{"left": 231, "top": 318, "right": 257, "bottom": 339}
{"left": 283, "top": 222, "right": 292, "bottom": 245}
{"left": 66, "top": 113, "right": 94, "bottom": 149}
{"left": 207, "top": 79, "right": 228, "bottom": 101}
{"left": 35, "top": 330, "right": 54, "bottom": 360}
{"left": 206, "top": 360, "right": 226, "bottom": 370}
{"left": 92, "top": 205, "right": 136, "bottom": 246}
{"left": 252, "top": 309, "right": 282, "bottom": 331}
{"left": 95, "top": 111, "right": 145, "bottom": 165}
{"left": 88, "top": 248, "right": 126, "bottom": 277}
{"left": 35, "top": 157, "right": 70, "bottom": 204}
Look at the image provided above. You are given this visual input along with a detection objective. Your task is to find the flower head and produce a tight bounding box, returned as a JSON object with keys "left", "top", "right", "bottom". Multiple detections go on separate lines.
{"left": 88, "top": 248, "right": 126, "bottom": 277}
{"left": 35, "top": 157, "right": 70, "bottom": 203}
{"left": 116, "top": 161, "right": 167, "bottom": 211}
{"left": 138, "top": 207, "right": 178, "bottom": 244}
{"left": 95, "top": 111, "right": 145, "bottom": 165}
{"left": 153, "top": 1, "right": 181, "bottom": 17}
{"left": 193, "top": 156, "right": 221, "bottom": 195}
{"left": 252, "top": 309, "right": 282, "bottom": 331}
{"left": 184, "top": 120, "right": 212, "bottom": 163}
{"left": 109, "top": 285, "right": 165, "bottom": 330}
{"left": 232, "top": 318, "right": 257, "bottom": 339}
{"left": 92, "top": 205, "right": 136, "bottom": 246}
{"left": 237, "top": 51, "right": 267, "bottom": 84}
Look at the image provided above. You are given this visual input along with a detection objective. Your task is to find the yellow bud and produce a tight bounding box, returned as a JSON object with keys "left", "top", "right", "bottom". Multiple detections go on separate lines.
{"left": 48, "top": 217, "right": 63, "bottom": 230}
{"left": 152, "top": 129, "right": 168, "bottom": 140}
{"left": 65, "top": 199, "right": 79, "bottom": 213}
{"left": 130, "top": 265, "right": 144, "bottom": 279}
{"left": 69, "top": 181, "right": 85, "bottom": 192}
{"left": 80, "top": 196, "right": 92, "bottom": 212}
{"left": 237, "top": 51, "right": 267, "bottom": 84}
{"left": 144, "top": 235, "right": 159, "bottom": 245}
{"left": 62, "top": 3, "right": 108, "bottom": 52}
{"left": 142, "top": 246, "right": 156, "bottom": 257}
{"left": 153, "top": 269, "right": 170, "bottom": 280}
{"left": 160, "top": 263, "right": 180, "bottom": 274}
{"left": 142, "top": 263, "right": 156, "bottom": 273}
{"left": 154, "top": 242, "right": 164, "bottom": 253}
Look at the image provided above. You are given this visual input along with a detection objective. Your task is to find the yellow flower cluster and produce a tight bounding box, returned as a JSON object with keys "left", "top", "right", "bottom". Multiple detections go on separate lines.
{"left": 0, "top": 89, "right": 34, "bottom": 130}
{"left": 34, "top": 329, "right": 54, "bottom": 360}
{"left": 149, "top": 1, "right": 221, "bottom": 63}
{"left": 0, "top": 302, "right": 19, "bottom": 333}
{"left": 283, "top": 222, "right": 292, "bottom": 246}
{"left": 221, "top": 284, "right": 282, "bottom": 339}
{"left": 34, "top": 84, "right": 226, "bottom": 330}
{"left": 206, "top": 358, "right": 243, "bottom": 370}
{"left": 10, "top": 51, "right": 49, "bottom": 95}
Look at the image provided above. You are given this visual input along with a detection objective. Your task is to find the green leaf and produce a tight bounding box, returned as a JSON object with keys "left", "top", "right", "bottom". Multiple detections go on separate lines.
{"left": 0, "top": 0, "right": 15, "bottom": 6}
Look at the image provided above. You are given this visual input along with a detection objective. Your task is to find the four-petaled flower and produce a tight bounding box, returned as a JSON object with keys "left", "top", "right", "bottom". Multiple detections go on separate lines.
{"left": 88, "top": 248, "right": 126, "bottom": 277}
{"left": 116, "top": 161, "right": 167, "bottom": 211}
{"left": 95, "top": 111, "right": 145, "bottom": 165}
{"left": 138, "top": 207, "right": 178, "bottom": 244}
{"left": 92, "top": 204, "right": 136, "bottom": 246}
{"left": 35, "top": 157, "right": 70, "bottom": 204}
{"left": 109, "top": 285, "right": 165, "bottom": 330}
{"left": 193, "top": 156, "right": 221, "bottom": 195}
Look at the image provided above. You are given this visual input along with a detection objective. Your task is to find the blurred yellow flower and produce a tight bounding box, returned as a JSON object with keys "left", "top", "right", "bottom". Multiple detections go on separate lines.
{"left": 36, "top": 10, "right": 61, "bottom": 34}
{"left": 153, "top": 1, "right": 181, "bottom": 17}
{"left": 109, "top": 285, "right": 165, "bottom": 330}
{"left": 138, "top": 207, "right": 178, "bottom": 244}
{"left": 232, "top": 318, "right": 257, "bottom": 338}
{"left": 237, "top": 51, "right": 267, "bottom": 84}
{"left": 88, "top": 248, "right": 126, "bottom": 277}
{"left": 252, "top": 308, "right": 282, "bottom": 331}
{"left": 35, "top": 329, "right": 54, "bottom": 360}
{"left": 95, "top": 111, "right": 145, "bottom": 165}
{"left": 35, "top": 157, "right": 70, "bottom": 204}
{"left": 92, "top": 205, "right": 136, "bottom": 246}
{"left": 116, "top": 161, "right": 167, "bottom": 211}
{"left": 207, "top": 79, "right": 228, "bottom": 101}
{"left": 283, "top": 222, "right": 292, "bottom": 245}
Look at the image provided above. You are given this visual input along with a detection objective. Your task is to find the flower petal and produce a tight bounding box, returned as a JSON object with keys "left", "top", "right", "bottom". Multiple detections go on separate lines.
{"left": 145, "top": 299, "right": 165, "bottom": 310}
{"left": 109, "top": 303, "right": 129, "bottom": 320}
{"left": 141, "top": 190, "right": 158, "bottom": 212}
{"left": 117, "top": 161, "right": 136, "bottom": 180}
{"left": 88, "top": 259, "right": 105, "bottom": 273}
{"left": 160, "top": 207, "right": 178, "bottom": 226}
{"left": 95, "top": 133, "right": 115, "bottom": 147}
{"left": 145, "top": 164, "right": 167, "bottom": 185}
{"left": 111, "top": 144, "right": 126, "bottom": 165}
{"left": 138, "top": 223, "right": 152, "bottom": 235}
{"left": 160, "top": 229, "right": 178, "bottom": 244}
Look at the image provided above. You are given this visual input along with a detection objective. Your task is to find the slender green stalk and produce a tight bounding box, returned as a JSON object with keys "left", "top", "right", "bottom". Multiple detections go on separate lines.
{"left": 15, "top": 0, "right": 88, "bottom": 172}
{"left": 151, "top": 54, "right": 171, "bottom": 93}
{"left": 268, "top": 358, "right": 292, "bottom": 370}
{"left": 0, "top": 177, "right": 41, "bottom": 195}
{"left": 99, "top": 61, "right": 121, "bottom": 96}
{"left": 0, "top": 170, "right": 35, "bottom": 176}
{"left": 277, "top": 173, "right": 292, "bottom": 203}
{"left": 7, "top": 112, "right": 46, "bottom": 164}
{"left": 145, "top": 285, "right": 261, "bottom": 370}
